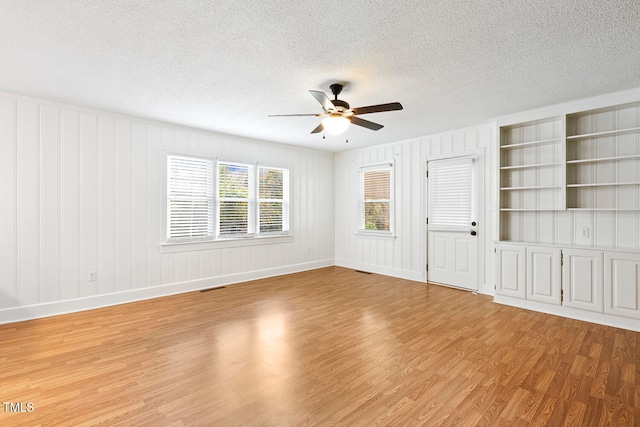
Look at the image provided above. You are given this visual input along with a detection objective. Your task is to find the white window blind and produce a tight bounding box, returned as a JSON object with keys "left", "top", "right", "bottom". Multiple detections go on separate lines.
{"left": 428, "top": 158, "right": 473, "bottom": 230}
{"left": 167, "top": 155, "right": 214, "bottom": 241}
{"left": 166, "top": 155, "right": 290, "bottom": 243}
{"left": 360, "top": 164, "right": 393, "bottom": 232}
{"left": 218, "top": 161, "right": 254, "bottom": 236}
{"left": 258, "top": 166, "right": 289, "bottom": 233}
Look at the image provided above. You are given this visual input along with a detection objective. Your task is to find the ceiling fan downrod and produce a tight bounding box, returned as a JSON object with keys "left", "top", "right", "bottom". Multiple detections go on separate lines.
{"left": 329, "top": 83, "right": 343, "bottom": 99}
{"left": 329, "top": 84, "right": 349, "bottom": 110}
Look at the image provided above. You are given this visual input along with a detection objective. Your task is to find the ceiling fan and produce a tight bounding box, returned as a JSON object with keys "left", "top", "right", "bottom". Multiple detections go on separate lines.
{"left": 268, "top": 83, "right": 403, "bottom": 135}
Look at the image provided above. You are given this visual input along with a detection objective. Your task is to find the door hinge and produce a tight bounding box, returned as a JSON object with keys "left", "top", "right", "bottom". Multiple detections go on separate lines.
{"left": 560, "top": 251, "right": 564, "bottom": 266}
{"left": 426, "top": 217, "right": 429, "bottom": 225}
{"left": 426, "top": 264, "right": 428, "bottom": 271}
{"left": 426, "top": 170, "right": 429, "bottom": 178}
{"left": 561, "top": 288, "right": 564, "bottom": 303}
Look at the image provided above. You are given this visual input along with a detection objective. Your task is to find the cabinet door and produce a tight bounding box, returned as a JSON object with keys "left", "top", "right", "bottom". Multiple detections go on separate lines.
{"left": 495, "top": 244, "right": 526, "bottom": 299}
{"left": 562, "top": 249, "right": 603, "bottom": 312}
{"left": 604, "top": 252, "right": 640, "bottom": 319}
{"left": 526, "top": 247, "right": 561, "bottom": 305}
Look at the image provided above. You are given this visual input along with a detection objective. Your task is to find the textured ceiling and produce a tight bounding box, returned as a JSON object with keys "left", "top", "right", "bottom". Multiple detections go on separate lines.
{"left": 1, "top": 1, "right": 640, "bottom": 152}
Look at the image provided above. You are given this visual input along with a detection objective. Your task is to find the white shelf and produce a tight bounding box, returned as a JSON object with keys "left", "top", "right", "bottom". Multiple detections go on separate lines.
{"left": 501, "top": 186, "right": 561, "bottom": 191}
{"left": 567, "top": 154, "right": 640, "bottom": 164}
{"left": 567, "top": 182, "right": 640, "bottom": 188}
{"left": 566, "top": 126, "right": 640, "bottom": 141}
{"left": 567, "top": 208, "right": 640, "bottom": 211}
{"left": 500, "top": 162, "right": 562, "bottom": 170}
{"left": 500, "top": 137, "right": 562, "bottom": 150}
{"left": 500, "top": 208, "right": 559, "bottom": 212}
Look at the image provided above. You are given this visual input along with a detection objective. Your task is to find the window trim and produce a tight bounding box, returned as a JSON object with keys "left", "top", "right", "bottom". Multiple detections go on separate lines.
{"left": 357, "top": 162, "right": 395, "bottom": 237}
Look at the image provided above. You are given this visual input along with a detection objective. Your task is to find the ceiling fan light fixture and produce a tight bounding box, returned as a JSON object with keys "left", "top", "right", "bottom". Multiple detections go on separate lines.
{"left": 322, "top": 115, "right": 350, "bottom": 135}
{"left": 269, "top": 84, "right": 402, "bottom": 136}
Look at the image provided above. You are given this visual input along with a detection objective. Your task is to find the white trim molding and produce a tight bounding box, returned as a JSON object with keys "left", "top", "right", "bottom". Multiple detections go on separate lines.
{"left": 0, "top": 259, "right": 334, "bottom": 325}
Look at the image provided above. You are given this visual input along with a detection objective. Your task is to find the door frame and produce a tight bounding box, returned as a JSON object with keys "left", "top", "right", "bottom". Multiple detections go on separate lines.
{"left": 424, "top": 149, "right": 485, "bottom": 290}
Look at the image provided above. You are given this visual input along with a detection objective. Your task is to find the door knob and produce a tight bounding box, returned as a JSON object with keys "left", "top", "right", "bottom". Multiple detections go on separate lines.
{"left": 471, "top": 221, "right": 476, "bottom": 226}
{"left": 470, "top": 230, "right": 477, "bottom": 236}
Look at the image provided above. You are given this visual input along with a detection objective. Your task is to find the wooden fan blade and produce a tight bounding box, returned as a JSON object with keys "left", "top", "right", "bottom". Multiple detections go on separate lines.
{"left": 351, "top": 116, "right": 383, "bottom": 131}
{"left": 309, "top": 90, "right": 334, "bottom": 112}
{"left": 351, "top": 102, "right": 403, "bottom": 115}
{"left": 268, "top": 113, "right": 323, "bottom": 117}
{"left": 311, "top": 123, "right": 324, "bottom": 134}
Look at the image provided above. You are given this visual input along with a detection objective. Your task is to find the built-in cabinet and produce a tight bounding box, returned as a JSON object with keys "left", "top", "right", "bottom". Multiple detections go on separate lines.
{"left": 496, "top": 99, "right": 640, "bottom": 331}
{"left": 495, "top": 243, "right": 639, "bottom": 323}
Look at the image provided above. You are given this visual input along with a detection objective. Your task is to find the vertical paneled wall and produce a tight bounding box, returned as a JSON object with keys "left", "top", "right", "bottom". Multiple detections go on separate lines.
{"left": 0, "top": 93, "right": 335, "bottom": 319}
{"left": 334, "top": 141, "right": 423, "bottom": 280}
{"left": 334, "top": 124, "right": 495, "bottom": 292}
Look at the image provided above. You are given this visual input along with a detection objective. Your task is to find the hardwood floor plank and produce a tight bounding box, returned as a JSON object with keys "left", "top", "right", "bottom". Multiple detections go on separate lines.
{"left": 1, "top": 266, "right": 640, "bottom": 425}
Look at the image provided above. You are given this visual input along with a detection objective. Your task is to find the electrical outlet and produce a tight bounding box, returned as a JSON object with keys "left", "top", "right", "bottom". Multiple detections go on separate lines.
{"left": 580, "top": 227, "right": 590, "bottom": 238}
{"left": 88, "top": 271, "right": 97, "bottom": 282}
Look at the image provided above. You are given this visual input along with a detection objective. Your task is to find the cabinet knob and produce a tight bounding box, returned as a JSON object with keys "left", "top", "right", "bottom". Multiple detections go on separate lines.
{"left": 470, "top": 230, "right": 477, "bottom": 236}
{"left": 471, "top": 221, "right": 477, "bottom": 226}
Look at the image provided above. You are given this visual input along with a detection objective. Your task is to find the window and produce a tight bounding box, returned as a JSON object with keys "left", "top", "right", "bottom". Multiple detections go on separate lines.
{"left": 428, "top": 158, "right": 472, "bottom": 231}
{"left": 167, "top": 155, "right": 289, "bottom": 243}
{"left": 360, "top": 163, "right": 393, "bottom": 233}
{"left": 167, "top": 155, "right": 214, "bottom": 241}
{"left": 218, "top": 162, "right": 254, "bottom": 236}
{"left": 258, "top": 166, "right": 289, "bottom": 233}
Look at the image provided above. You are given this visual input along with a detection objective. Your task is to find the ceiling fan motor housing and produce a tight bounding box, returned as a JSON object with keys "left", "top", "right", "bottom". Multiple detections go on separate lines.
{"left": 331, "top": 99, "right": 350, "bottom": 110}
{"left": 330, "top": 83, "right": 344, "bottom": 97}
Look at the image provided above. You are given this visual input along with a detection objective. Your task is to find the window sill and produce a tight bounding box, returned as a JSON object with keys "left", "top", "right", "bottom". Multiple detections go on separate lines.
{"left": 355, "top": 231, "right": 397, "bottom": 240}
{"left": 160, "top": 234, "right": 293, "bottom": 253}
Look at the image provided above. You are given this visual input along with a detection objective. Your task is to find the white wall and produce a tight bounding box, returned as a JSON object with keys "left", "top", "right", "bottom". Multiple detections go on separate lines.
{"left": 0, "top": 92, "right": 335, "bottom": 323}
{"left": 334, "top": 124, "right": 495, "bottom": 293}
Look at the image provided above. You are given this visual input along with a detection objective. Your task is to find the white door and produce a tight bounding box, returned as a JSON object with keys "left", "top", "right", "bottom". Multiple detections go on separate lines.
{"left": 427, "top": 157, "right": 478, "bottom": 290}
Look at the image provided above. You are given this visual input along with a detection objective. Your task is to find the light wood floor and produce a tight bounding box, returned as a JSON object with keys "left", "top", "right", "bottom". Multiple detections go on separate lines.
{"left": 1, "top": 266, "right": 639, "bottom": 426}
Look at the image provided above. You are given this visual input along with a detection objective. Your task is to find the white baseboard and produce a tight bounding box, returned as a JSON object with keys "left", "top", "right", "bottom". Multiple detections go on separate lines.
{"left": 494, "top": 294, "right": 640, "bottom": 332}
{"left": 478, "top": 283, "right": 495, "bottom": 296}
{"left": 334, "top": 259, "right": 424, "bottom": 282}
{"left": 0, "top": 259, "right": 334, "bottom": 325}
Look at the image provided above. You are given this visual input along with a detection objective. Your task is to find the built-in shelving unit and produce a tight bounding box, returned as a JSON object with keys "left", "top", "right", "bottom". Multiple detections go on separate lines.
{"left": 498, "top": 116, "right": 564, "bottom": 240}
{"left": 495, "top": 97, "right": 640, "bottom": 331}
{"left": 498, "top": 101, "right": 640, "bottom": 241}
{"left": 565, "top": 102, "right": 640, "bottom": 211}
